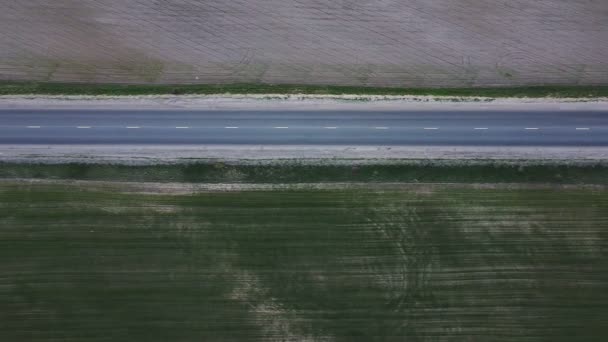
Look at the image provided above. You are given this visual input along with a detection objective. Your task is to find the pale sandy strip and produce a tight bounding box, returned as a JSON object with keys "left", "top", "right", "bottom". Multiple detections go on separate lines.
{"left": 2, "top": 179, "right": 607, "bottom": 195}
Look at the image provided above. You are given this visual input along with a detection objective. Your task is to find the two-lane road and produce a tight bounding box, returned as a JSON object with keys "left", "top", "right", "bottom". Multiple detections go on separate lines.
{"left": 1, "top": 109, "right": 607, "bottom": 146}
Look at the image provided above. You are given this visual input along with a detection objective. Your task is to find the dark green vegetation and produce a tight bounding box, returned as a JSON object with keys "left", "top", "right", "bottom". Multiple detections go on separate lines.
{"left": 2, "top": 161, "right": 608, "bottom": 184}
{"left": 1, "top": 81, "right": 608, "bottom": 98}
{"left": 1, "top": 182, "right": 607, "bottom": 341}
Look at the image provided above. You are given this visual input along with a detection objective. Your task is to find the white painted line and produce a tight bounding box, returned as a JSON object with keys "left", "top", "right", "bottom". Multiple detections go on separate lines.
{"left": 324, "top": 127, "right": 337, "bottom": 129}
{"left": 225, "top": 126, "right": 239, "bottom": 129}
{"left": 126, "top": 126, "right": 140, "bottom": 129}
{"left": 576, "top": 127, "right": 590, "bottom": 130}
{"left": 525, "top": 127, "right": 539, "bottom": 130}
{"left": 27, "top": 126, "right": 40, "bottom": 129}
{"left": 175, "top": 126, "right": 189, "bottom": 129}
{"left": 274, "top": 126, "right": 289, "bottom": 129}
{"left": 374, "top": 127, "right": 388, "bottom": 130}
{"left": 423, "top": 127, "right": 439, "bottom": 130}
{"left": 474, "top": 127, "right": 488, "bottom": 130}
{"left": 77, "top": 126, "right": 91, "bottom": 129}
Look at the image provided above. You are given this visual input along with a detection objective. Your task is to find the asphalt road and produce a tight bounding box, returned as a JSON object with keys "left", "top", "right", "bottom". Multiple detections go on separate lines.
{"left": 1, "top": 109, "right": 607, "bottom": 146}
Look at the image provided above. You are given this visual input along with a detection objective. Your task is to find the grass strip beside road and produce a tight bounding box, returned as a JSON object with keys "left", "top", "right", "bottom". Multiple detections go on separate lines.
{"left": 2, "top": 161, "right": 608, "bottom": 184}
{"left": 1, "top": 81, "right": 607, "bottom": 98}
{"left": 1, "top": 182, "right": 607, "bottom": 341}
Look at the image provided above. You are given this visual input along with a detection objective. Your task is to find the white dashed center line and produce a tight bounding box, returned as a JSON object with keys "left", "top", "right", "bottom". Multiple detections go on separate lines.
{"left": 27, "top": 126, "right": 40, "bottom": 129}
{"left": 474, "top": 127, "right": 488, "bottom": 130}
{"left": 77, "top": 126, "right": 91, "bottom": 129}
{"left": 274, "top": 126, "right": 289, "bottom": 129}
{"left": 324, "top": 127, "right": 337, "bottom": 129}
{"left": 424, "top": 127, "right": 439, "bottom": 130}
{"left": 126, "top": 126, "right": 140, "bottom": 129}
{"left": 225, "top": 126, "right": 239, "bottom": 129}
{"left": 525, "top": 127, "right": 539, "bottom": 130}
{"left": 175, "top": 126, "right": 189, "bottom": 129}
{"left": 576, "top": 127, "right": 590, "bottom": 130}
{"left": 374, "top": 127, "right": 388, "bottom": 130}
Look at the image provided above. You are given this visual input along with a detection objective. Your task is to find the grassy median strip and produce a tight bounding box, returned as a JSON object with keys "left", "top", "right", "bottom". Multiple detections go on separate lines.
{"left": 1, "top": 81, "right": 608, "bottom": 98}
{"left": 2, "top": 161, "right": 608, "bottom": 184}
{"left": 1, "top": 181, "right": 607, "bottom": 341}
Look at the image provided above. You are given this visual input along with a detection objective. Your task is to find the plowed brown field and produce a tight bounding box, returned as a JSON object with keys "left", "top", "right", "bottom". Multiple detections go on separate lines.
{"left": 1, "top": 0, "right": 607, "bottom": 87}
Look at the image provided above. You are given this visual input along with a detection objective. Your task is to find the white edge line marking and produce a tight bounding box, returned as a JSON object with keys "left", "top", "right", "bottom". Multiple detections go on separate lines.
{"left": 225, "top": 126, "right": 239, "bottom": 129}
{"left": 27, "top": 126, "right": 40, "bottom": 128}
{"left": 175, "top": 126, "right": 189, "bottom": 129}
{"left": 274, "top": 126, "right": 289, "bottom": 129}
{"left": 525, "top": 127, "right": 539, "bottom": 130}
{"left": 423, "top": 127, "right": 439, "bottom": 130}
{"left": 126, "top": 126, "right": 140, "bottom": 129}
{"left": 324, "top": 127, "right": 337, "bottom": 129}
{"left": 77, "top": 126, "right": 91, "bottom": 129}
{"left": 374, "top": 127, "right": 388, "bottom": 129}
{"left": 576, "top": 127, "right": 590, "bottom": 130}
{"left": 474, "top": 127, "right": 488, "bottom": 130}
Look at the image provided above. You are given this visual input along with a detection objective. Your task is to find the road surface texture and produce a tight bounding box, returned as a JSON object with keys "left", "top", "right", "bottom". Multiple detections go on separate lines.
{"left": 1, "top": 109, "right": 607, "bottom": 146}
{"left": 1, "top": 0, "right": 607, "bottom": 87}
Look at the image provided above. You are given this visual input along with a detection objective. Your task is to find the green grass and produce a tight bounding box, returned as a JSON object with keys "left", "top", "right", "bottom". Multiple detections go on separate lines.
{"left": 1, "top": 182, "right": 607, "bottom": 341}
{"left": 2, "top": 161, "right": 608, "bottom": 184}
{"left": 1, "top": 81, "right": 607, "bottom": 97}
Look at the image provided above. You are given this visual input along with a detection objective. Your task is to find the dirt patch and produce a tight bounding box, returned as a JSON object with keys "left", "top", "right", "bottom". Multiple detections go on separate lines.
{"left": 3, "top": 178, "right": 607, "bottom": 195}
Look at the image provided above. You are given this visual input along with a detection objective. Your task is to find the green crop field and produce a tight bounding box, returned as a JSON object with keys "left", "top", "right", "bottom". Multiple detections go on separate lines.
{"left": 3, "top": 161, "right": 608, "bottom": 184}
{"left": 1, "top": 181, "right": 606, "bottom": 341}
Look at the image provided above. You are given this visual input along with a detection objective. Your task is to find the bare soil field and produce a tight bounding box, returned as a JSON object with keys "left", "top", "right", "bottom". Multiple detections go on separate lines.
{"left": 0, "top": 0, "right": 607, "bottom": 87}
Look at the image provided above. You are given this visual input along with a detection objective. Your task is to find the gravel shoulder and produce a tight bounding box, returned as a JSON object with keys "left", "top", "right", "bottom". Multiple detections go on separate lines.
{"left": 2, "top": 145, "right": 608, "bottom": 163}
{"left": 1, "top": 94, "right": 608, "bottom": 111}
